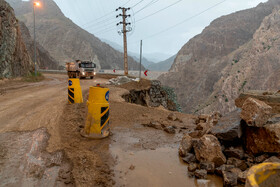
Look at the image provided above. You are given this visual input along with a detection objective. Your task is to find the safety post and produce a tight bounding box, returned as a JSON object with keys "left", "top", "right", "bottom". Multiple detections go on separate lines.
{"left": 81, "top": 84, "right": 110, "bottom": 139}
{"left": 245, "top": 162, "right": 280, "bottom": 187}
{"left": 68, "top": 78, "right": 83, "bottom": 104}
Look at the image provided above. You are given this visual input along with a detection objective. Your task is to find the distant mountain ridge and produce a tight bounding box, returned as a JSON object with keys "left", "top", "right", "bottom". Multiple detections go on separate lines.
{"left": 7, "top": 0, "right": 143, "bottom": 70}
{"left": 147, "top": 55, "right": 176, "bottom": 72}
{"left": 159, "top": 0, "right": 280, "bottom": 114}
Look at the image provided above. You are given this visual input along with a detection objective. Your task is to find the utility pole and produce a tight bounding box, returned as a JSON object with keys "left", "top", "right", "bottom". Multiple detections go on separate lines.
{"left": 139, "top": 40, "right": 142, "bottom": 79}
{"left": 33, "top": 3, "right": 37, "bottom": 77}
{"left": 116, "top": 7, "right": 132, "bottom": 76}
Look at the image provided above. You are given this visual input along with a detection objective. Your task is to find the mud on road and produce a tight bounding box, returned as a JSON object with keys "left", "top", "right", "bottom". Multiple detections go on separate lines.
{"left": 0, "top": 74, "right": 223, "bottom": 187}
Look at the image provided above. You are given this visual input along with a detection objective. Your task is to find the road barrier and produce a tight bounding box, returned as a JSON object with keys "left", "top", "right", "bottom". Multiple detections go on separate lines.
{"left": 81, "top": 84, "right": 110, "bottom": 139}
{"left": 68, "top": 79, "right": 83, "bottom": 104}
{"left": 246, "top": 162, "right": 280, "bottom": 187}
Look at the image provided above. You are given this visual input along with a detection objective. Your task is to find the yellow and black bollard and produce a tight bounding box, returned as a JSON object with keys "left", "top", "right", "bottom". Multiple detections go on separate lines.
{"left": 81, "top": 84, "right": 110, "bottom": 139}
{"left": 68, "top": 79, "right": 83, "bottom": 104}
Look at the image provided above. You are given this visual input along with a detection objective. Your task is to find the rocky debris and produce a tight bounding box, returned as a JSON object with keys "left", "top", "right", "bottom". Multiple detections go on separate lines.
{"left": 199, "top": 162, "right": 215, "bottom": 174}
{"left": 240, "top": 97, "right": 272, "bottom": 127}
{"left": 215, "top": 164, "right": 235, "bottom": 176}
{"left": 224, "top": 146, "right": 244, "bottom": 159}
{"left": 168, "top": 113, "right": 177, "bottom": 121}
{"left": 0, "top": 0, "right": 33, "bottom": 78}
{"left": 129, "top": 165, "right": 135, "bottom": 170}
{"left": 255, "top": 154, "right": 269, "bottom": 163}
{"left": 227, "top": 157, "right": 247, "bottom": 171}
{"left": 237, "top": 170, "right": 248, "bottom": 184}
{"left": 108, "top": 76, "right": 135, "bottom": 85}
{"left": 123, "top": 80, "right": 180, "bottom": 111}
{"left": 222, "top": 171, "right": 238, "bottom": 187}
{"left": 142, "top": 121, "right": 162, "bottom": 130}
{"left": 178, "top": 95, "right": 280, "bottom": 186}
{"left": 210, "top": 110, "right": 242, "bottom": 142}
{"left": 181, "top": 153, "right": 196, "bottom": 164}
{"left": 244, "top": 120, "right": 280, "bottom": 155}
{"left": 263, "top": 156, "right": 280, "bottom": 163}
{"left": 188, "top": 163, "right": 198, "bottom": 172}
{"left": 235, "top": 91, "right": 280, "bottom": 114}
{"left": 193, "top": 134, "right": 226, "bottom": 167}
{"left": 178, "top": 134, "right": 193, "bottom": 157}
{"left": 163, "top": 126, "right": 176, "bottom": 134}
{"left": 194, "top": 169, "right": 207, "bottom": 179}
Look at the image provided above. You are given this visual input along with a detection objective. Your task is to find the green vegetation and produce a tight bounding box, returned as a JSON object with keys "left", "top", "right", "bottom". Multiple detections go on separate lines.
{"left": 22, "top": 71, "right": 44, "bottom": 82}
{"left": 237, "top": 70, "right": 240, "bottom": 73}
{"left": 239, "top": 80, "right": 247, "bottom": 91}
{"left": 162, "top": 86, "right": 182, "bottom": 112}
{"left": 225, "top": 98, "right": 229, "bottom": 102}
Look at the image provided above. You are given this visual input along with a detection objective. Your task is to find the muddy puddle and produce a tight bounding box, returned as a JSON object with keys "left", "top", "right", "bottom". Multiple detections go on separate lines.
{"left": 110, "top": 126, "right": 223, "bottom": 187}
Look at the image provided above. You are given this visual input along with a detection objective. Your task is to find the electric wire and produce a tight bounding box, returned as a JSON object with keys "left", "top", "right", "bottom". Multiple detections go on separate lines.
{"left": 136, "top": 0, "right": 184, "bottom": 23}
{"left": 129, "top": 0, "right": 227, "bottom": 44}
{"left": 134, "top": 0, "right": 160, "bottom": 15}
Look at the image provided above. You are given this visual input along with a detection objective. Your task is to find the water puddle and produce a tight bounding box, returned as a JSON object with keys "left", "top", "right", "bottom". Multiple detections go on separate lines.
{"left": 110, "top": 126, "right": 223, "bottom": 187}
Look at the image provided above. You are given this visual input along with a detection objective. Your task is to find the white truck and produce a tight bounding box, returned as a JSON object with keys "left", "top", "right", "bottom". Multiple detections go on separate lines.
{"left": 66, "top": 60, "right": 96, "bottom": 79}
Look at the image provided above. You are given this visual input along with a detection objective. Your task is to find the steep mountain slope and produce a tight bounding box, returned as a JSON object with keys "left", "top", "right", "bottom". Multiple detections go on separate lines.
{"left": 0, "top": 0, "right": 32, "bottom": 78}
{"left": 6, "top": 0, "right": 142, "bottom": 70}
{"left": 199, "top": 7, "right": 280, "bottom": 114}
{"left": 159, "top": 0, "right": 280, "bottom": 114}
{"left": 19, "top": 22, "right": 58, "bottom": 70}
{"left": 147, "top": 55, "right": 176, "bottom": 72}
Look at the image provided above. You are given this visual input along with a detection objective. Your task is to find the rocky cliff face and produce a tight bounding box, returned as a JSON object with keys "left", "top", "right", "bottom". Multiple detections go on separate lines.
{"left": 19, "top": 22, "right": 58, "bottom": 70}
{"left": 0, "top": 0, "right": 33, "bottom": 78}
{"left": 6, "top": 0, "right": 141, "bottom": 70}
{"left": 159, "top": 0, "right": 280, "bottom": 114}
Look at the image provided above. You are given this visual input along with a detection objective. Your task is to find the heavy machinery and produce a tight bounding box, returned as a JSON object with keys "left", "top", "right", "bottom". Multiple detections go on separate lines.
{"left": 66, "top": 60, "right": 96, "bottom": 79}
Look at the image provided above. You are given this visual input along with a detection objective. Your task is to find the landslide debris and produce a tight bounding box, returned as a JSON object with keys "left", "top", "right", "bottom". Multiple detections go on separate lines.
{"left": 0, "top": 0, "right": 33, "bottom": 78}
{"left": 178, "top": 96, "right": 280, "bottom": 186}
{"left": 121, "top": 79, "right": 181, "bottom": 112}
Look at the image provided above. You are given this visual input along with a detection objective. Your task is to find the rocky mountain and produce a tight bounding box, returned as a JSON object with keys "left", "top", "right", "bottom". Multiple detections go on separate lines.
{"left": 0, "top": 0, "right": 33, "bottom": 78}
{"left": 6, "top": 0, "right": 142, "bottom": 70}
{"left": 147, "top": 55, "right": 176, "bottom": 72}
{"left": 159, "top": 0, "right": 280, "bottom": 114}
{"left": 19, "top": 22, "right": 58, "bottom": 70}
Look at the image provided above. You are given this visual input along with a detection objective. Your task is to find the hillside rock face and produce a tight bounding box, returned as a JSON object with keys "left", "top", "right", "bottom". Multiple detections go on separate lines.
{"left": 19, "top": 22, "right": 58, "bottom": 69}
{"left": 159, "top": 0, "right": 280, "bottom": 114}
{"left": 7, "top": 0, "right": 141, "bottom": 70}
{"left": 0, "top": 0, "right": 33, "bottom": 78}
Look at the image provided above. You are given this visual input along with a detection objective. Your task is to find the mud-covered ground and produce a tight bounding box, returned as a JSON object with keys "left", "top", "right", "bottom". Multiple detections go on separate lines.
{"left": 0, "top": 74, "right": 223, "bottom": 186}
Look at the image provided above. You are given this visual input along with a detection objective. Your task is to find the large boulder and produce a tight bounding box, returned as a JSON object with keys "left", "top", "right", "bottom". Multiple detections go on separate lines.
{"left": 210, "top": 110, "right": 242, "bottom": 141}
{"left": 235, "top": 91, "right": 280, "bottom": 114}
{"left": 178, "top": 134, "right": 193, "bottom": 157}
{"left": 193, "top": 134, "right": 226, "bottom": 167}
{"left": 240, "top": 97, "right": 272, "bottom": 127}
{"left": 244, "top": 121, "right": 280, "bottom": 155}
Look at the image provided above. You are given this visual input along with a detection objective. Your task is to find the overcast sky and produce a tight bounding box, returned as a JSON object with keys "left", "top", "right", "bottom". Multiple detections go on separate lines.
{"left": 45, "top": 0, "right": 268, "bottom": 56}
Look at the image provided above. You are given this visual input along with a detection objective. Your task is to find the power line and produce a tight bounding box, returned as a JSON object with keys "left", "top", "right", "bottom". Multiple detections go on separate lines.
{"left": 136, "top": 0, "right": 184, "bottom": 23}
{"left": 134, "top": 0, "right": 160, "bottom": 15}
{"left": 131, "top": 0, "right": 145, "bottom": 8}
{"left": 142, "top": 0, "right": 227, "bottom": 40}
{"left": 81, "top": 0, "right": 135, "bottom": 27}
